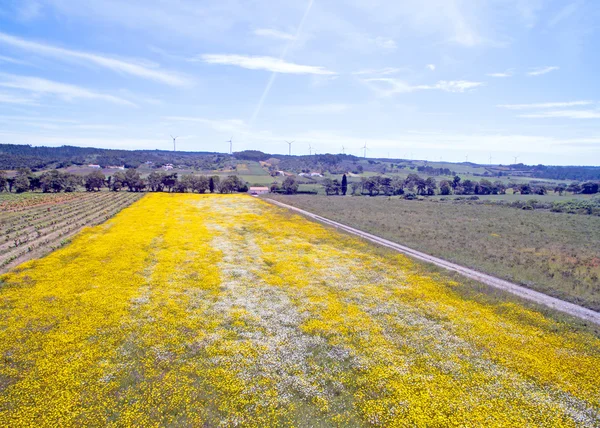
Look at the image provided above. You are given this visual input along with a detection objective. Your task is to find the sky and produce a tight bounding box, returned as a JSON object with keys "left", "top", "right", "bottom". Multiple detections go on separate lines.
{"left": 0, "top": 0, "right": 599, "bottom": 166}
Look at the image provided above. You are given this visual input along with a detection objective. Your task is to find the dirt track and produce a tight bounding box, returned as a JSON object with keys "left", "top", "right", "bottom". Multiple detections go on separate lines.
{"left": 266, "top": 198, "right": 600, "bottom": 326}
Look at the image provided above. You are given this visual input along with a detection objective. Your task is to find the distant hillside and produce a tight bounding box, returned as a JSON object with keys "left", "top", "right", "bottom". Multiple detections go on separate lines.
{"left": 1, "top": 144, "right": 599, "bottom": 181}
{"left": 0, "top": 144, "right": 222, "bottom": 171}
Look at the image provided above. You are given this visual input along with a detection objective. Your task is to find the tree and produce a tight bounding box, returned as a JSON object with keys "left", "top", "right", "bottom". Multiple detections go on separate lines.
{"left": 493, "top": 181, "right": 506, "bottom": 195}
{"left": 219, "top": 175, "right": 246, "bottom": 194}
{"left": 567, "top": 182, "right": 581, "bottom": 194}
{"left": 462, "top": 179, "right": 474, "bottom": 195}
{"left": 209, "top": 176, "right": 219, "bottom": 193}
{"left": 0, "top": 171, "right": 7, "bottom": 192}
{"left": 191, "top": 175, "right": 209, "bottom": 193}
{"left": 554, "top": 183, "right": 567, "bottom": 196}
{"left": 85, "top": 170, "right": 105, "bottom": 191}
{"left": 439, "top": 180, "right": 451, "bottom": 195}
{"left": 350, "top": 181, "right": 361, "bottom": 195}
{"left": 40, "top": 170, "right": 64, "bottom": 193}
{"left": 363, "top": 177, "right": 380, "bottom": 196}
{"left": 452, "top": 175, "right": 461, "bottom": 189}
{"left": 161, "top": 173, "right": 178, "bottom": 192}
{"left": 341, "top": 174, "right": 348, "bottom": 196}
{"left": 111, "top": 171, "right": 127, "bottom": 191}
{"left": 424, "top": 177, "right": 437, "bottom": 196}
{"left": 125, "top": 169, "right": 145, "bottom": 192}
{"left": 147, "top": 171, "right": 166, "bottom": 192}
{"left": 14, "top": 174, "right": 30, "bottom": 193}
{"left": 519, "top": 184, "right": 532, "bottom": 195}
{"left": 477, "top": 179, "right": 493, "bottom": 195}
{"left": 322, "top": 178, "right": 341, "bottom": 195}
{"left": 581, "top": 182, "right": 599, "bottom": 194}
{"left": 176, "top": 174, "right": 196, "bottom": 192}
{"left": 29, "top": 176, "right": 41, "bottom": 192}
{"left": 281, "top": 176, "right": 299, "bottom": 194}
{"left": 63, "top": 174, "right": 82, "bottom": 192}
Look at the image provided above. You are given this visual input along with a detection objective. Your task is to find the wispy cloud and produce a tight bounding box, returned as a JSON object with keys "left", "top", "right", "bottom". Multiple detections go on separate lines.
{"left": 548, "top": 1, "right": 582, "bottom": 27}
{"left": 0, "top": 55, "right": 30, "bottom": 66}
{"left": 0, "top": 92, "right": 40, "bottom": 106}
{"left": 353, "top": 67, "right": 405, "bottom": 76}
{"left": 527, "top": 66, "right": 559, "bottom": 76}
{"left": 253, "top": 28, "right": 296, "bottom": 41}
{"left": 487, "top": 69, "right": 514, "bottom": 77}
{"left": 0, "top": 32, "right": 191, "bottom": 87}
{"left": 282, "top": 103, "right": 352, "bottom": 114}
{"left": 426, "top": 64, "right": 436, "bottom": 71}
{"left": 519, "top": 110, "right": 600, "bottom": 119}
{"left": 201, "top": 54, "right": 336, "bottom": 75}
{"left": 498, "top": 101, "right": 593, "bottom": 110}
{"left": 364, "top": 78, "right": 484, "bottom": 96}
{"left": 0, "top": 73, "right": 136, "bottom": 106}
{"left": 372, "top": 36, "right": 397, "bottom": 51}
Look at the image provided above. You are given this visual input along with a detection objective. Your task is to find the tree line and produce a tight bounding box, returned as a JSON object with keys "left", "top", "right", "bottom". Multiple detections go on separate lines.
{"left": 0, "top": 169, "right": 249, "bottom": 194}
{"left": 317, "top": 174, "right": 599, "bottom": 197}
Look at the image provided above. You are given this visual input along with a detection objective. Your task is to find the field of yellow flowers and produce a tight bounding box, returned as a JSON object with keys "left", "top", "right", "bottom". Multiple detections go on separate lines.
{"left": 1, "top": 193, "right": 599, "bottom": 426}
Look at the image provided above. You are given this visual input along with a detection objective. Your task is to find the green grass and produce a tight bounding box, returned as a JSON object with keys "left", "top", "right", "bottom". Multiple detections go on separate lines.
{"left": 267, "top": 194, "right": 600, "bottom": 311}
{"left": 432, "top": 193, "right": 593, "bottom": 202}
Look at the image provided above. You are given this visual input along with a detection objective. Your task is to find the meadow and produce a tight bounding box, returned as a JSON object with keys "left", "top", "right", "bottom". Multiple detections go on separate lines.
{"left": 268, "top": 195, "right": 600, "bottom": 311}
{"left": 0, "top": 193, "right": 599, "bottom": 426}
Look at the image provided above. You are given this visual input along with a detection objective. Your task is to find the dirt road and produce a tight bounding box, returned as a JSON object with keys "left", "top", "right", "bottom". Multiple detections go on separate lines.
{"left": 266, "top": 198, "right": 600, "bottom": 326}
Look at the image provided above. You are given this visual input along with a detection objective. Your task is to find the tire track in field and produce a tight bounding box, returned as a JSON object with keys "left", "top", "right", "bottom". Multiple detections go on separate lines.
{"left": 266, "top": 198, "right": 600, "bottom": 326}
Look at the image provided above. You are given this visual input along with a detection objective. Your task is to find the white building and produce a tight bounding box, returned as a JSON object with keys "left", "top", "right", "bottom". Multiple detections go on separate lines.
{"left": 248, "top": 187, "right": 269, "bottom": 196}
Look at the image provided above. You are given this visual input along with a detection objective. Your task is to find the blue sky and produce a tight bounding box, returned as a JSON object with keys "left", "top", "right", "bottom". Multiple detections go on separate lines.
{"left": 0, "top": 0, "right": 599, "bottom": 165}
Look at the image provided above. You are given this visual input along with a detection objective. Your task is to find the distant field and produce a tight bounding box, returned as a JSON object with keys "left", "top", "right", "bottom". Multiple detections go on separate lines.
{"left": 0, "top": 192, "right": 144, "bottom": 273}
{"left": 433, "top": 193, "right": 593, "bottom": 202}
{"left": 268, "top": 195, "right": 600, "bottom": 311}
{"left": 0, "top": 194, "right": 599, "bottom": 426}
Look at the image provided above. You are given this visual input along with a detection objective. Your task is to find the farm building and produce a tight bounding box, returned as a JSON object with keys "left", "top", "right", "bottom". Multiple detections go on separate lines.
{"left": 248, "top": 187, "right": 269, "bottom": 196}
{"left": 87, "top": 164, "right": 101, "bottom": 169}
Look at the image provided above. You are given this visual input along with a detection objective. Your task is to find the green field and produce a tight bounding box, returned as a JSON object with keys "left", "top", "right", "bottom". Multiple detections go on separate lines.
{"left": 433, "top": 193, "right": 593, "bottom": 202}
{"left": 267, "top": 195, "right": 600, "bottom": 311}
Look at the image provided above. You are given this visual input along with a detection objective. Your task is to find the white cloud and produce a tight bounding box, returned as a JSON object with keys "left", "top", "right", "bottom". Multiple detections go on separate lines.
{"left": 353, "top": 67, "right": 405, "bottom": 76}
{"left": 0, "top": 73, "right": 136, "bottom": 106}
{"left": 519, "top": 110, "right": 600, "bottom": 119}
{"left": 487, "top": 69, "right": 514, "bottom": 77}
{"left": 0, "top": 55, "right": 30, "bottom": 66}
{"left": 0, "top": 92, "right": 40, "bottom": 106}
{"left": 498, "top": 101, "right": 593, "bottom": 110}
{"left": 426, "top": 64, "right": 436, "bottom": 71}
{"left": 200, "top": 54, "right": 336, "bottom": 75}
{"left": 527, "top": 66, "right": 559, "bottom": 76}
{"left": 433, "top": 80, "right": 483, "bottom": 92}
{"left": 0, "top": 32, "right": 191, "bottom": 87}
{"left": 372, "top": 37, "right": 397, "bottom": 51}
{"left": 364, "top": 78, "right": 484, "bottom": 96}
{"left": 253, "top": 28, "right": 296, "bottom": 41}
{"left": 281, "top": 104, "right": 352, "bottom": 114}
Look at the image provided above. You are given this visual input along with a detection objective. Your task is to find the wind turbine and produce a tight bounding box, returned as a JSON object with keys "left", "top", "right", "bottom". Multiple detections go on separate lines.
{"left": 286, "top": 140, "right": 294, "bottom": 156}
{"left": 362, "top": 142, "right": 368, "bottom": 158}
{"left": 170, "top": 135, "right": 179, "bottom": 152}
{"left": 342, "top": 146, "right": 346, "bottom": 155}
{"left": 489, "top": 154, "right": 493, "bottom": 165}
{"left": 465, "top": 155, "right": 469, "bottom": 163}
{"left": 226, "top": 137, "right": 233, "bottom": 155}
{"left": 514, "top": 155, "right": 519, "bottom": 164}
{"left": 309, "top": 144, "right": 313, "bottom": 156}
